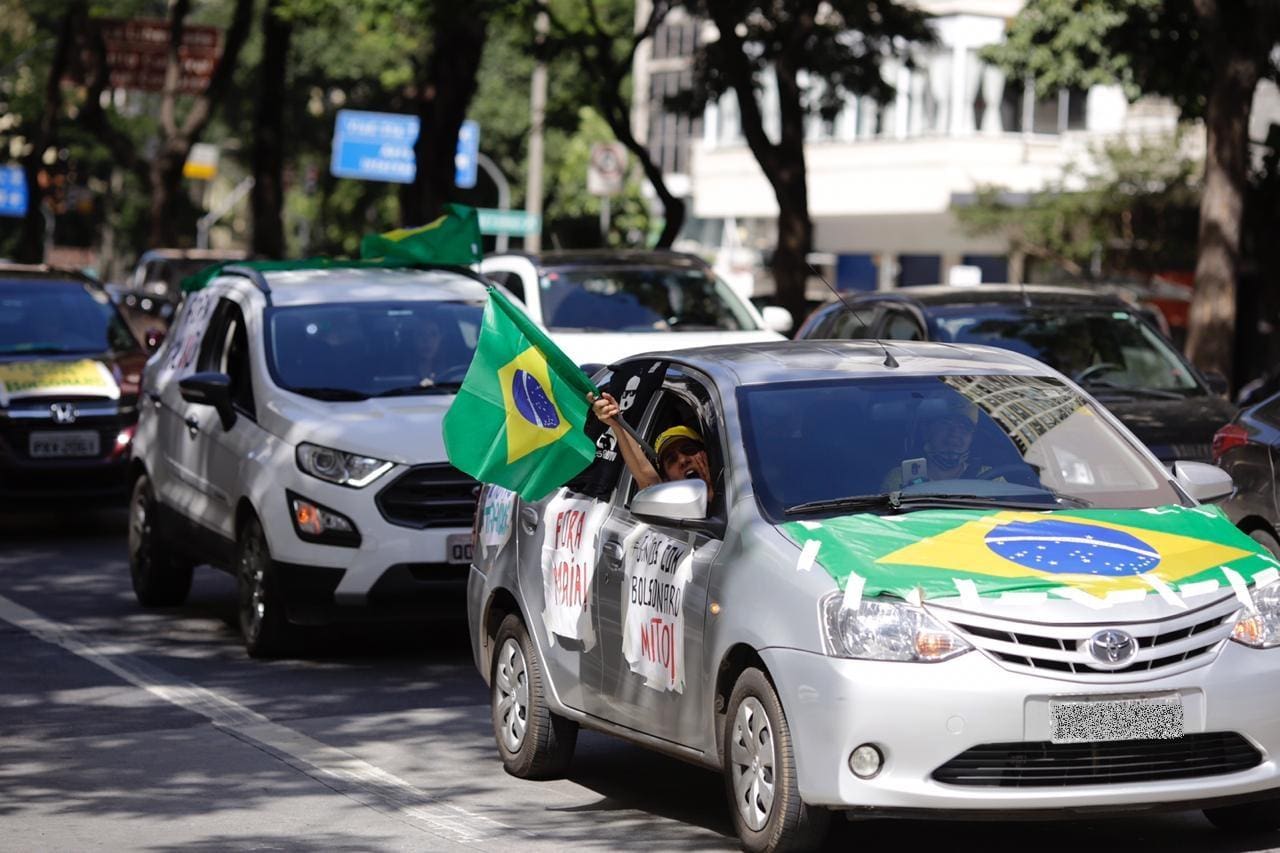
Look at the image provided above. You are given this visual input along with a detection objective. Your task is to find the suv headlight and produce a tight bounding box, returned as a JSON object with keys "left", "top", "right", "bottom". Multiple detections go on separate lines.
{"left": 296, "top": 442, "right": 393, "bottom": 488}
{"left": 821, "top": 592, "right": 972, "bottom": 662}
{"left": 1231, "top": 580, "right": 1280, "bottom": 648}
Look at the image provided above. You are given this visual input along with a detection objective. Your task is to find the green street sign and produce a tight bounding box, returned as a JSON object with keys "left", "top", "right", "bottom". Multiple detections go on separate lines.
{"left": 478, "top": 208, "right": 541, "bottom": 236}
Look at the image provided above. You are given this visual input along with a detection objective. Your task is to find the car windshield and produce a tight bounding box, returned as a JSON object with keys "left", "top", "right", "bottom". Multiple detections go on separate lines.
{"left": 0, "top": 278, "right": 140, "bottom": 356}
{"left": 267, "top": 300, "right": 484, "bottom": 399}
{"left": 538, "top": 265, "right": 757, "bottom": 332}
{"left": 739, "top": 374, "right": 1183, "bottom": 522}
{"left": 931, "top": 307, "right": 1201, "bottom": 394}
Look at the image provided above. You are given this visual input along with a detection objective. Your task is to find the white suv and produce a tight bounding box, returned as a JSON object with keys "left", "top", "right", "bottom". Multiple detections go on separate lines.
{"left": 129, "top": 263, "right": 490, "bottom": 656}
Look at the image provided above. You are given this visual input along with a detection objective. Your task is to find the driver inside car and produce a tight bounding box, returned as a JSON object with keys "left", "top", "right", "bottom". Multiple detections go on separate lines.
{"left": 589, "top": 391, "right": 716, "bottom": 503}
{"left": 881, "top": 396, "right": 992, "bottom": 490}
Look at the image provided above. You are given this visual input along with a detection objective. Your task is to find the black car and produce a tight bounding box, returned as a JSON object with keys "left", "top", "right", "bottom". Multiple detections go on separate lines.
{"left": 1214, "top": 392, "right": 1280, "bottom": 557}
{"left": 0, "top": 264, "right": 147, "bottom": 504}
{"left": 795, "top": 284, "right": 1235, "bottom": 464}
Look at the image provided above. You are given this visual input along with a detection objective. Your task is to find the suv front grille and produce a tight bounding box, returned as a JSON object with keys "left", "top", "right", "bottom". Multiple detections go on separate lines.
{"left": 933, "top": 594, "right": 1239, "bottom": 683}
{"left": 376, "top": 463, "right": 480, "bottom": 529}
{"left": 932, "top": 732, "right": 1261, "bottom": 787}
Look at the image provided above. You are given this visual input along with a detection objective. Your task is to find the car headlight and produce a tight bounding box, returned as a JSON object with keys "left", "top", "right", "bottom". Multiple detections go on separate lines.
{"left": 1231, "top": 580, "right": 1280, "bottom": 648}
{"left": 821, "top": 592, "right": 971, "bottom": 662}
{"left": 295, "top": 442, "right": 393, "bottom": 488}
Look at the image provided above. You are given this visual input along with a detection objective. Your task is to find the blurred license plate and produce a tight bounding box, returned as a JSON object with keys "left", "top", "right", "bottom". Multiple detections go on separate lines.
{"left": 29, "top": 430, "right": 99, "bottom": 458}
{"left": 1050, "top": 694, "right": 1184, "bottom": 744}
{"left": 446, "top": 533, "right": 474, "bottom": 565}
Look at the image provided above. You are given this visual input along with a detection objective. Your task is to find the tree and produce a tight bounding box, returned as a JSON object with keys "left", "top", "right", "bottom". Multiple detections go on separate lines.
{"left": 678, "top": 0, "right": 932, "bottom": 325}
{"left": 251, "top": 0, "right": 292, "bottom": 258}
{"left": 984, "top": 0, "right": 1280, "bottom": 384}
{"left": 956, "top": 134, "right": 1200, "bottom": 281}
{"left": 541, "top": 0, "right": 684, "bottom": 247}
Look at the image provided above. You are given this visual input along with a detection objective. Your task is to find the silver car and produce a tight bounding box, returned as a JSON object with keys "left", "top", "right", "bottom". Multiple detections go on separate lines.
{"left": 466, "top": 340, "right": 1280, "bottom": 852}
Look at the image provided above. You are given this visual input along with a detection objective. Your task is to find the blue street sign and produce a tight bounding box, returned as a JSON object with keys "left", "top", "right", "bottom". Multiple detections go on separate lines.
{"left": 330, "top": 109, "right": 420, "bottom": 184}
{"left": 455, "top": 120, "right": 480, "bottom": 189}
{"left": 0, "top": 165, "right": 28, "bottom": 218}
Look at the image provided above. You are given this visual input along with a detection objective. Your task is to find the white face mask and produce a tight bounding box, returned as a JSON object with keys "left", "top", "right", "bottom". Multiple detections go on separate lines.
{"left": 618, "top": 375, "right": 642, "bottom": 411}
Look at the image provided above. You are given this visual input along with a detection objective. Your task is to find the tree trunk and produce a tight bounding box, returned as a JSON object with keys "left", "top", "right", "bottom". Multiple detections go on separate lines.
{"left": 252, "top": 0, "right": 291, "bottom": 258}
{"left": 596, "top": 83, "right": 685, "bottom": 248}
{"left": 1184, "top": 52, "right": 1259, "bottom": 386}
{"left": 16, "top": 3, "right": 81, "bottom": 263}
{"left": 401, "top": 10, "right": 488, "bottom": 225}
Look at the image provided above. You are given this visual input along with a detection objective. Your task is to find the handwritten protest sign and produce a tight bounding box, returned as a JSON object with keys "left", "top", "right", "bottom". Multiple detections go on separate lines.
{"left": 0, "top": 359, "right": 118, "bottom": 405}
{"left": 540, "top": 492, "right": 608, "bottom": 649}
{"left": 621, "top": 526, "right": 693, "bottom": 693}
{"left": 480, "top": 485, "right": 515, "bottom": 557}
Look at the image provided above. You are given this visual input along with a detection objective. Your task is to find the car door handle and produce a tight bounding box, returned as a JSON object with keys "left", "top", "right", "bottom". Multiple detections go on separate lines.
{"left": 601, "top": 540, "right": 624, "bottom": 567}
{"left": 519, "top": 506, "right": 539, "bottom": 534}
{"left": 184, "top": 416, "right": 200, "bottom": 437}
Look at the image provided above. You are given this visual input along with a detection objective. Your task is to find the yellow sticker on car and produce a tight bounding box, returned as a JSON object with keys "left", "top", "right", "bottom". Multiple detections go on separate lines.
{"left": 0, "top": 359, "right": 120, "bottom": 402}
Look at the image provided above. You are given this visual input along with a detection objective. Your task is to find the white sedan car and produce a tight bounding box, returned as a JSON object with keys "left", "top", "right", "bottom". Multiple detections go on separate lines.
{"left": 479, "top": 250, "right": 790, "bottom": 365}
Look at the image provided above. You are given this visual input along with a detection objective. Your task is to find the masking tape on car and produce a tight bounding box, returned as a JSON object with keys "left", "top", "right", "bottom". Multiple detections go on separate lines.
{"left": 1178, "top": 579, "right": 1221, "bottom": 598}
{"left": 795, "top": 539, "right": 820, "bottom": 573}
{"left": 1222, "top": 566, "right": 1255, "bottom": 611}
{"left": 841, "top": 572, "right": 865, "bottom": 612}
{"left": 1141, "top": 572, "right": 1187, "bottom": 609}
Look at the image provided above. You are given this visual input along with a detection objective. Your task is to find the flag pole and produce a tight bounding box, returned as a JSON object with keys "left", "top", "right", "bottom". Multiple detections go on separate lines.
{"left": 614, "top": 414, "right": 660, "bottom": 468}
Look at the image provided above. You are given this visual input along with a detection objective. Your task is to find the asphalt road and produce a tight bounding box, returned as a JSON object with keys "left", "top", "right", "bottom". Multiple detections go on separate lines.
{"left": 2, "top": 507, "right": 1278, "bottom": 852}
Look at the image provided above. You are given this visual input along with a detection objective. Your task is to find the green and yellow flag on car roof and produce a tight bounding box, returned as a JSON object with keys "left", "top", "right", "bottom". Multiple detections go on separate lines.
{"left": 443, "top": 287, "right": 598, "bottom": 501}
{"left": 359, "top": 203, "right": 481, "bottom": 266}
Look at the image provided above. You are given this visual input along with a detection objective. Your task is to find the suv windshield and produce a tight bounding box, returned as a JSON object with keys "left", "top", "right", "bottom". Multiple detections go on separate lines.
{"left": 740, "top": 374, "right": 1182, "bottom": 522}
{"left": 539, "top": 265, "right": 757, "bottom": 332}
{"left": 0, "top": 278, "right": 140, "bottom": 356}
{"left": 931, "top": 307, "right": 1201, "bottom": 394}
{"left": 267, "top": 300, "right": 484, "bottom": 399}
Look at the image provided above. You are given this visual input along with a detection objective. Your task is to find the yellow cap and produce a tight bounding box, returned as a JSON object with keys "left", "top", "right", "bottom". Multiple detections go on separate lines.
{"left": 655, "top": 425, "right": 704, "bottom": 459}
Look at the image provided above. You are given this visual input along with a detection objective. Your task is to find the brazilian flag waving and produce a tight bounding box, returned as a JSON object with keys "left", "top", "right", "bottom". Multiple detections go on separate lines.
{"left": 443, "top": 287, "right": 598, "bottom": 501}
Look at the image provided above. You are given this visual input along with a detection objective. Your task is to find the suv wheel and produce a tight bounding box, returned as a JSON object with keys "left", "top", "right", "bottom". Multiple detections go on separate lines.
{"left": 1249, "top": 528, "right": 1280, "bottom": 560}
{"left": 723, "top": 667, "right": 829, "bottom": 853}
{"left": 491, "top": 614, "right": 577, "bottom": 778}
{"left": 237, "top": 517, "right": 293, "bottom": 658}
{"left": 128, "top": 474, "right": 193, "bottom": 607}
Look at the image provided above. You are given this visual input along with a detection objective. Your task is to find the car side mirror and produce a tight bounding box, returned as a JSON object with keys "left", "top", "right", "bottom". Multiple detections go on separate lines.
{"left": 1173, "top": 460, "right": 1233, "bottom": 503}
{"left": 143, "top": 327, "right": 166, "bottom": 352}
{"left": 1203, "top": 370, "right": 1230, "bottom": 397}
{"left": 761, "top": 305, "right": 794, "bottom": 335}
{"left": 631, "top": 479, "right": 708, "bottom": 526}
{"left": 179, "top": 371, "right": 237, "bottom": 430}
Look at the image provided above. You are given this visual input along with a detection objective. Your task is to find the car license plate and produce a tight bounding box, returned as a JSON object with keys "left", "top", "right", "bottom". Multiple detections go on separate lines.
{"left": 1049, "top": 693, "right": 1184, "bottom": 744}
{"left": 446, "top": 533, "right": 474, "bottom": 565}
{"left": 29, "top": 430, "right": 100, "bottom": 458}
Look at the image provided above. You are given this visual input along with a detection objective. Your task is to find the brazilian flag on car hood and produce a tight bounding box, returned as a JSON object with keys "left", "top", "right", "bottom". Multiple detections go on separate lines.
{"left": 782, "top": 505, "right": 1280, "bottom": 605}
{"left": 443, "top": 287, "right": 598, "bottom": 501}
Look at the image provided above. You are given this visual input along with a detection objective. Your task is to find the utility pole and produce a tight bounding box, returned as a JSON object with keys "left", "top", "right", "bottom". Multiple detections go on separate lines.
{"left": 525, "top": 5, "right": 548, "bottom": 252}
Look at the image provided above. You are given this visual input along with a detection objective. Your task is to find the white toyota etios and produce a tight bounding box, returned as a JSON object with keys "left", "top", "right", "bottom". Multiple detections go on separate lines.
{"left": 467, "top": 340, "right": 1280, "bottom": 853}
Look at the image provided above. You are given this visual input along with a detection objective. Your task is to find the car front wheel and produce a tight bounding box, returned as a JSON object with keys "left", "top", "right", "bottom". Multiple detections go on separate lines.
{"left": 1249, "top": 528, "right": 1280, "bottom": 560}
{"left": 723, "top": 667, "right": 829, "bottom": 853}
{"left": 490, "top": 614, "right": 577, "bottom": 778}
{"left": 237, "top": 516, "right": 293, "bottom": 658}
{"left": 128, "top": 474, "right": 193, "bottom": 607}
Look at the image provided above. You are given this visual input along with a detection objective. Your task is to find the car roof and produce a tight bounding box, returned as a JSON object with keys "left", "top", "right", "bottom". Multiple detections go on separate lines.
{"left": 220, "top": 265, "right": 491, "bottom": 307}
{"left": 637, "top": 339, "right": 1055, "bottom": 387}
{"left": 0, "top": 262, "right": 100, "bottom": 284}
{"left": 490, "top": 249, "right": 709, "bottom": 271}
{"left": 847, "top": 284, "right": 1131, "bottom": 310}
{"left": 134, "top": 248, "right": 250, "bottom": 264}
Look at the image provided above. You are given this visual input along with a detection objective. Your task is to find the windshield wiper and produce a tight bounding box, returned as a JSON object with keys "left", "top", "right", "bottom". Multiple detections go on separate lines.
{"left": 372, "top": 382, "right": 463, "bottom": 397}
{"left": 785, "top": 491, "right": 1081, "bottom": 516}
{"left": 1079, "top": 379, "right": 1186, "bottom": 400}
{"left": 288, "top": 386, "right": 370, "bottom": 401}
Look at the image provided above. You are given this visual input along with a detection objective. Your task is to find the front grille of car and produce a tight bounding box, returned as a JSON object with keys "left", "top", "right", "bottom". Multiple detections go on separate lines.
{"left": 932, "top": 732, "right": 1261, "bottom": 787}
{"left": 933, "top": 593, "right": 1240, "bottom": 683}
{"left": 0, "top": 399, "right": 129, "bottom": 462}
{"left": 375, "top": 463, "right": 480, "bottom": 529}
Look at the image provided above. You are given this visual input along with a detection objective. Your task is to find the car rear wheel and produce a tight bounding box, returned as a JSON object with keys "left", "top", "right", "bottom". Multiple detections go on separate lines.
{"left": 237, "top": 517, "right": 293, "bottom": 658}
{"left": 1204, "top": 795, "right": 1280, "bottom": 832}
{"left": 128, "top": 474, "right": 193, "bottom": 607}
{"left": 724, "top": 667, "right": 829, "bottom": 853}
{"left": 490, "top": 614, "right": 577, "bottom": 778}
{"left": 1249, "top": 529, "right": 1280, "bottom": 560}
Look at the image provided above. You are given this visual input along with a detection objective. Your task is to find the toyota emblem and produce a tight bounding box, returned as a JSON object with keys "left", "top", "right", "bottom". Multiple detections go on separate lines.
{"left": 1084, "top": 629, "right": 1138, "bottom": 669}
{"left": 50, "top": 402, "right": 79, "bottom": 424}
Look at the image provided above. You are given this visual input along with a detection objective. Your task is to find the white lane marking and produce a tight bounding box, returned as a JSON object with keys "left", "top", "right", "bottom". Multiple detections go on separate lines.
{"left": 0, "top": 594, "right": 514, "bottom": 848}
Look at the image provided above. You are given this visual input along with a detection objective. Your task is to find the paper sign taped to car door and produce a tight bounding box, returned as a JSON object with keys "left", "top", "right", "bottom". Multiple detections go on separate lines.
{"left": 621, "top": 526, "right": 693, "bottom": 693}
{"left": 540, "top": 492, "right": 608, "bottom": 650}
{"left": 0, "top": 359, "right": 119, "bottom": 404}
{"left": 479, "top": 485, "right": 516, "bottom": 557}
